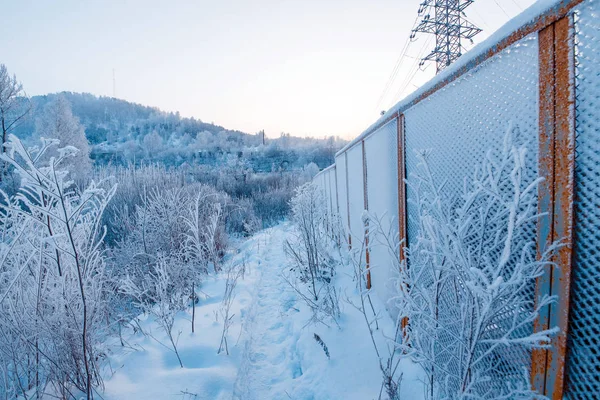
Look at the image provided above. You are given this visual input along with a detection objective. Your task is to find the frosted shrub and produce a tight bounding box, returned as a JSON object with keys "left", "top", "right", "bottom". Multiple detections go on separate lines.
{"left": 285, "top": 182, "right": 339, "bottom": 325}
{"left": 120, "top": 257, "right": 187, "bottom": 368}
{"left": 111, "top": 184, "right": 227, "bottom": 286}
{"left": 401, "top": 127, "right": 558, "bottom": 399}
{"left": 181, "top": 189, "right": 227, "bottom": 273}
{"left": 111, "top": 182, "right": 229, "bottom": 342}
{"left": 217, "top": 263, "right": 244, "bottom": 355}
{"left": 0, "top": 135, "right": 115, "bottom": 399}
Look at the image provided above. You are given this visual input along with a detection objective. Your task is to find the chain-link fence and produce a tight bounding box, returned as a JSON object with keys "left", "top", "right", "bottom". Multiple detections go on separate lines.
{"left": 403, "top": 32, "right": 540, "bottom": 395}
{"left": 566, "top": 1, "right": 600, "bottom": 398}
{"left": 312, "top": 0, "right": 599, "bottom": 397}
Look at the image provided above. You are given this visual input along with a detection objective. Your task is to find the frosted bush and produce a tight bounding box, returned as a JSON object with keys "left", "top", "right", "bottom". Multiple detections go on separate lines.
{"left": 0, "top": 135, "right": 115, "bottom": 399}
{"left": 285, "top": 182, "right": 339, "bottom": 326}
{"left": 400, "top": 126, "right": 558, "bottom": 399}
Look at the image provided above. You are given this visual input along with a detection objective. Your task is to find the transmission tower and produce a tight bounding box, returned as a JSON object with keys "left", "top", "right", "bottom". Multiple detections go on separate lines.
{"left": 411, "top": 0, "right": 481, "bottom": 73}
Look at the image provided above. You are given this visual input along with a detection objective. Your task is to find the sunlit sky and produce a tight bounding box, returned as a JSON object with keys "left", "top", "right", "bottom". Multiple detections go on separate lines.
{"left": 2, "top": 0, "right": 536, "bottom": 139}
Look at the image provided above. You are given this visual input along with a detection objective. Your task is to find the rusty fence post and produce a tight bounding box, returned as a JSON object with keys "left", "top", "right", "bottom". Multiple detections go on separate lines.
{"left": 532, "top": 21, "right": 556, "bottom": 394}
{"left": 397, "top": 113, "right": 409, "bottom": 331}
{"left": 532, "top": 14, "right": 576, "bottom": 400}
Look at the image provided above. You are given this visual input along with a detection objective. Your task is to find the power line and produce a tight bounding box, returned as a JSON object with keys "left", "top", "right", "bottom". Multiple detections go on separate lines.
{"left": 392, "top": 35, "right": 434, "bottom": 102}
{"left": 374, "top": 37, "right": 412, "bottom": 110}
{"left": 374, "top": 13, "right": 423, "bottom": 112}
{"left": 492, "top": 0, "right": 511, "bottom": 18}
{"left": 469, "top": 4, "right": 492, "bottom": 31}
{"left": 509, "top": 0, "right": 523, "bottom": 11}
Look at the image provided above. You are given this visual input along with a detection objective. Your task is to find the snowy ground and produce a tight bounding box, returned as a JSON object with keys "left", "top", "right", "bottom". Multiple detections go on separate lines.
{"left": 102, "top": 223, "right": 424, "bottom": 400}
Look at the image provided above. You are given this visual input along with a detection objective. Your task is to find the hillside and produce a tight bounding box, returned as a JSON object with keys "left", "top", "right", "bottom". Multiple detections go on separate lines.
{"left": 14, "top": 92, "right": 346, "bottom": 172}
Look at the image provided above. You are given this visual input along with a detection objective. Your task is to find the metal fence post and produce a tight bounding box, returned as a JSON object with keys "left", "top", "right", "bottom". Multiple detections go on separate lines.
{"left": 532, "top": 22, "right": 556, "bottom": 394}
{"left": 362, "top": 140, "right": 371, "bottom": 289}
{"left": 397, "top": 113, "right": 409, "bottom": 331}
{"left": 533, "top": 14, "right": 576, "bottom": 399}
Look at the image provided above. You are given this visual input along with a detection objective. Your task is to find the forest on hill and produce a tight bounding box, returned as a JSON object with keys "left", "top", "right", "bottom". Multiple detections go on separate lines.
{"left": 12, "top": 92, "right": 345, "bottom": 172}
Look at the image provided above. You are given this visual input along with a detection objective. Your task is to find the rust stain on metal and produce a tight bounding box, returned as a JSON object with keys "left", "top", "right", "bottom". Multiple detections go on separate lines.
{"left": 530, "top": 14, "right": 576, "bottom": 398}
{"left": 532, "top": 23, "right": 556, "bottom": 394}
{"left": 547, "top": 15, "right": 575, "bottom": 400}
{"left": 397, "top": 113, "right": 408, "bottom": 265}
{"left": 397, "top": 114, "right": 410, "bottom": 334}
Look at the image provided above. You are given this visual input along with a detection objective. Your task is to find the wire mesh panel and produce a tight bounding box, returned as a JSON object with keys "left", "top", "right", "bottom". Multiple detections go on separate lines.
{"left": 335, "top": 154, "right": 350, "bottom": 242}
{"left": 405, "top": 34, "right": 540, "bottom": 247}
{"left": 364, "top": 119, "right": 399, "bottom": 308}
{"left": 403, "top": 33, "right": 540, "bottom": 395}
{"left": 326, "top": 168, "right": 336, "bottom": 224}
{"left": 566, "top": 2, "right": 600, "bottom": 397}
{"left": 346, "top": 144, "right": 366, "bottom": 250}
{"left": 322, "top": 170, "right": 331, "bottom": 218}
{"left": 325, "top": 169, "right": 336, "bottom": 231}
{"left": 328, "top": 167, "right": 337, "bottom": 216}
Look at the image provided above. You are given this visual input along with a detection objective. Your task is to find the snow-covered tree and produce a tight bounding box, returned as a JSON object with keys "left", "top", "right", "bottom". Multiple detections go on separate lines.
{"left": 0, "top": 64, "right": 31, "bottom": 180}
{"left": 34, "top": 94, "right": 92, "bottom": 181}
{"left": 142, "top": 130, "right": 164, "bottom": 158}
{"left": 301, "top": 162, "right": 320, "bottom": 182}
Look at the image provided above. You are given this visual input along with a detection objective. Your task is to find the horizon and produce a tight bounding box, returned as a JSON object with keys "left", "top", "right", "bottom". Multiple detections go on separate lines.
{"left": 2, "top": 0, "right": 534, "bottom": 139}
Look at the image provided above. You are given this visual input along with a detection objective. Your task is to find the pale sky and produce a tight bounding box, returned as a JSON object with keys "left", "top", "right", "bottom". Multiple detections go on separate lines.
{"left": 1, "top": 0, "right": 536, "bottom": 139}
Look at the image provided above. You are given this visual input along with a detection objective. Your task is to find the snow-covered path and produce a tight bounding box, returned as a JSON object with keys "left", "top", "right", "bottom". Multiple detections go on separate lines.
{"left": 233, "top": 224, "right": 308, "bottom": 399}
{"left": 102, "top": 223, "right": 424, "bottom": 399}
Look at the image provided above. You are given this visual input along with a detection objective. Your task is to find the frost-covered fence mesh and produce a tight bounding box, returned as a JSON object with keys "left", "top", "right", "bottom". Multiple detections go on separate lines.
{"left": 312, "top": 1, "right": 600, "bottom": 395}
{"left": 322, "top": 170, "right": 331, "bottom": 220}
{"left": 364, "top": 119, "right": 399, "bottom": 307}
{"left": 335, "top": 154, "right": 349, "bottom": 242}
{"left": 346, "top": 144, "right": 366, "bottom": 249}
{"left": 328, "top": 167, "right": 337, "bottom": 217}
{"left": 403, "top": 33, "right": 540, "bottom": 393}
{"left": 566, "top": 2, "right": 600, "bottom": 397}
{"left": 322, "top": 167, "right": 339, "bottom": 236}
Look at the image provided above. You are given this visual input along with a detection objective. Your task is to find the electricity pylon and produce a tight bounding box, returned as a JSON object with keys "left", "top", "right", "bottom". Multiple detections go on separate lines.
{"left": 411, "top": 0, "right": 481, "bottom": 73}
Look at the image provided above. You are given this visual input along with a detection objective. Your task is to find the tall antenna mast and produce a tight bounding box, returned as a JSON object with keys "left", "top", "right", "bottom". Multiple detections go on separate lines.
{"left": 112, "top": 68, "right": 116, "bottom": 98}
{"left": 411, "top": 0, "right": 481, "bottom": 73}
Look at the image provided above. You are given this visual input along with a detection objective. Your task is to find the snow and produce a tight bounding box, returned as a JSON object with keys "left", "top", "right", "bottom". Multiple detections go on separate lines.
{"left": 101, "top": 223, "right": 425, "bottom": 399}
